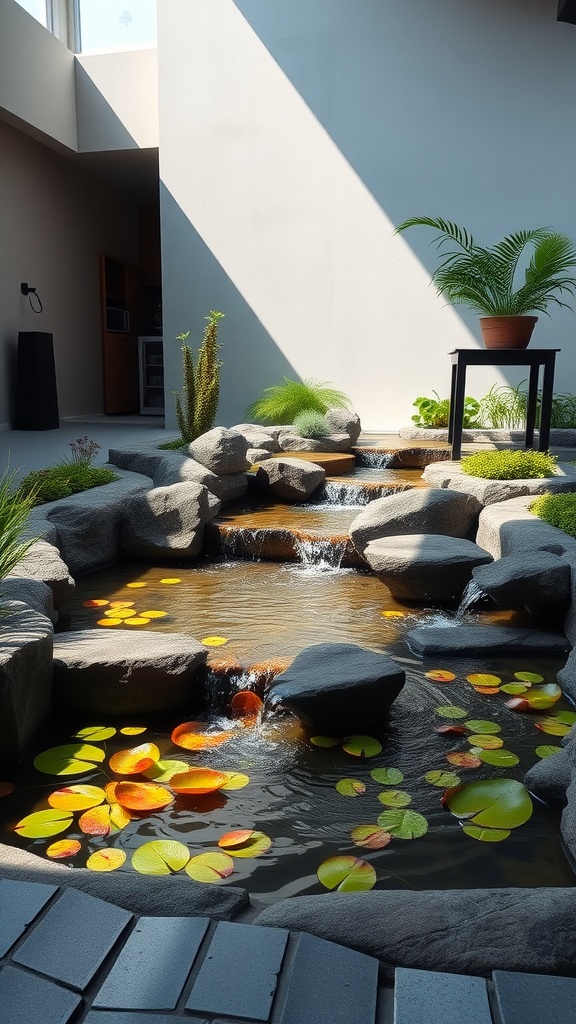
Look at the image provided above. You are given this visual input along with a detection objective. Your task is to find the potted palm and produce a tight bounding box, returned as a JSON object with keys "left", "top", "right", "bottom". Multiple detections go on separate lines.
{"left": 395, "top": 217, "right": 576, "bottom": 348}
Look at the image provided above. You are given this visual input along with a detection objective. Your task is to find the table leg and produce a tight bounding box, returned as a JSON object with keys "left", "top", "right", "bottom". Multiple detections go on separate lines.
{"left": 538, "top": 355, "right": 556, "bottom": 452}
{"left": 450, "top": 362, "right": 467, "bottom": 461}
{"left": 448, "top": 362, "right": 457, "bottom": 443}
{"left": 525, "top": 364, "right": 539, "bottom": 448}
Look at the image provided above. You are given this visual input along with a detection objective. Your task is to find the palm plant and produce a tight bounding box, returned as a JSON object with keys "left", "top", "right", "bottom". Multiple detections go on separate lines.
{"left": 395, "top": 217, "right": 576, "bottom": 317}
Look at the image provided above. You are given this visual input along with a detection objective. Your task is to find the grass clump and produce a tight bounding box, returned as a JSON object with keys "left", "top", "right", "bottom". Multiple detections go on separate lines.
{"left": 246, "top": 377, "right": 350, "bottom": 425}
{"left": 461, "top": 449, "right": 557, "bottom": 480}
{"left": 0, "top": 469, "right": 37, "bottom": 581}
{"left": 157, "top": 438, "right": 187, "bottom": 451}
{"left": 529, "top": 492, "right": 576, "bottom": 537}
{"left": 293, "top": 410, "right": 330, "bottom": 439}
{"left": 19, "top": 465, "right": 119, "bottom": 505}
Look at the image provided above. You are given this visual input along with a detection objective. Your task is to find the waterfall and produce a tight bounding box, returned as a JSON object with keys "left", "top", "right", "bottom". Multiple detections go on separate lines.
{"left": 309, "top": 481, "right": 394, "bottom": 507}
{"left": 356, "top": 450, "right": 394, "bottom": 469}
{"left": 456, "top": 579, "right": 486, "bottom": 619}
{"left": 215, "top": 527, "right": 268, "bottom": 560}
{"left": 293, "top": 535, "right": 348, "bottom": 572}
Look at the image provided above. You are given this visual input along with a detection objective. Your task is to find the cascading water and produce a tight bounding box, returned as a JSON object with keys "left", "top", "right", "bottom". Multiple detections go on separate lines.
{"left": 310, "top": 481, "right": 392, "bottom": 506}
{"left": 456, "top": 579, "right": 487, "bottom": 619}
{"left": 293, "top": 535, "right": 348, "bottom": 572}
{"left": 215, "top": 527, "right": 271, "bottom": 560}
{"left": 355, "top": 450, "right": 394, "bottom": 470}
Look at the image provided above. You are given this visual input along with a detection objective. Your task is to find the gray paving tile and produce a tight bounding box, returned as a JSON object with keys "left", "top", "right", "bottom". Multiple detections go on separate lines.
{"left": 492, "top": 969, "right": 576, "bottom": 1024}
{"left": 0, "top": 964, "right": 81, "bottom": 1024}
{"left": 186, "top": 920, "right": 288, "bottom": 1021}
{"left": 93, "top": 916, "right": 209, "bottom": 1010}
{"left": 280, "top": 932, "right": 379, "bottom": 1024}
{"left": 84, "top": 1014, "right": 208, "bottom": 1024}
{"left": 12, "top": 887, "right": 132, "bottom": 991}
{"left": 0, "top": 878, "right": 58, "bottom": 957}
{"left": 394, "top": 968, "right": 492, "bottom": 1024}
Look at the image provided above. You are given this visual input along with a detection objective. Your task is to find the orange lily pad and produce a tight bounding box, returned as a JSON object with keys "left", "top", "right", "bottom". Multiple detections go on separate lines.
{"left": 114, "top": 781, "right": 174, "bottom": 812}
{"left": 350, "top": 825, "right": 392, "bottom": 849}
{"left": 86, "top": 849, "right": 127, "bottom": 872}
{"left": 472, "top": 686, "right": 501, "bottom": 695}
{"left": 446, "top": 751, "right": 482, "bottom": 768}
{"left": 230, "top": 691, "right": 264, "bottom": 718}
{"left": 425, "top": 669, "right": 456, "bottom": 682}
{"left": 317, "top": 855, "right": 376, "bottom": 892}
{"left": 434, "top": 724, "right": 467, "bottom": 736}
{"left": 109, "top": 742, "right": 161, "bottom": 775}
{"left": 83, "top": 599, "right": 109, "bottom": 607}
{"left": 185, "top": 852, "right": 234, "bottom": 882}
{"left": 97, "top": 617, "right": 121, "bottom": 626}
{"left": 46, "top": 839, "right": 82, "bottom": 859}
{"left": 78, "top": 804, "right": 128, "bottom": 836}
{"left": 48, "top": 785, "right": 106, "bottom": 812}
{"left": 170, "top": 768, "right": 229, "bottom": 795}
{"left": 171, "top": 721, "right": 233, "bottom": 751}
{"left": 217, "top": 830, "right": 272, "bottom": 858}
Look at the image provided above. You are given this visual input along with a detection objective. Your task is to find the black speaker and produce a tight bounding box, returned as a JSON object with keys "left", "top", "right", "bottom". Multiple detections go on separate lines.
{"left": 15, "top": 331, "right": 59, "bottom": 430}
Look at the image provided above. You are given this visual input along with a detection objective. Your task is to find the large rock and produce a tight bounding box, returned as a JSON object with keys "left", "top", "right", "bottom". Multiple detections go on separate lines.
{"left": 121, "top": 481, "right": 219, "bottom": 559}
{"left": 109, "top": 443, "right": 248, "bottom": 504}
{"left": 0, "top": 577, "right": 56, "bottom": 622}
{"left": 53, "top": 629, "right": 207, "bottom": 715}
{"left": 254, "top": 457, "right": 325, "bottom": 502}
{"left": 561, "top": 738, "right": 576, "bottom": 866}
{"left": 9, "top": 539, "right": 75, "bottom": 609}
{"left": 423, "top": 460, "right": 576, "bottom": 505}
{"left": 558, "top": 648, "right": 576, "bottom": 705}
{"left": 471, "top": 552, "right": 571, "bottom": 608}
{"left": 255, "top": 888, "right": 576, "bottom": 977}
{"left": 277, "top": 430, "right": 352, "bottom": 453}
{"left": 349, "top": 489, "right": 482, "bottom": 556}
{"left": 525, "top": 745, "right": 572, "bottom": 809}
{"left": 407, "top": 625, "right": 570, "bottom": 657}
{"left": 187, "top": 427, "right": 250, "bottom": 474}
{"left": 0, "top": 602, "right": 53, "bottom": 761}
{"left": 325, "top": 408, "right": 362, "bottom": 444}
{"left": 266, "top": 642, "right": 405, "bottom": 731}
{"left": 0, "top": 844, "right": 249, "bottom": 920}
{"left": 476, "top": 497, "right": 574, "bottom": 560}
{"left": 231, "top": 424, "right": 280, "bottom": 452}
{"left": 364, "top": 535, "right": 492, "bottom": 603}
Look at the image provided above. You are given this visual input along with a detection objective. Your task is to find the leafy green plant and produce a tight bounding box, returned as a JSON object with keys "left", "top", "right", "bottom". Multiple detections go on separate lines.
{"left": 293, "top": 410, "right": 330, "bottom": 438}
{"left": 395, "top": 217, "right": 576, "bottom": 316}
{"left": 18, "top": 465, "right": 119, "bottom": 505}
{"left": 246, "top": 377, "right": 350, "bottom": 425}
{"left": 174, "top": 311, "right": 224, "bottom": 443}
{"left": 461, "top": 449, "right": 557, "bottom": 480}
{"left": 0, "top": 469, "right": 37, "bottom": 581}
{"left": 476, "top": 383, "right": 528, "bottom": 429}
{"left": 550, "top": 393, "right": 576, "bottom": 429}
{"left": 529, "top": 492, "right": 576, "bottom": 537}
{"left": 412, "top": 392, "right": 480, "bottom": 429}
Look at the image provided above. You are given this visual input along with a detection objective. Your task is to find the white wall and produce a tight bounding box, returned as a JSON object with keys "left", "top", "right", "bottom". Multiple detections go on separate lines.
{"left": 0, "top": 120, "right": 139, "bottom": 428}
{"left": 76, "top": 50, "right": 159, "bottom": 152}
{"left": 157, "top": 0, "right": 576, "bottom": 430}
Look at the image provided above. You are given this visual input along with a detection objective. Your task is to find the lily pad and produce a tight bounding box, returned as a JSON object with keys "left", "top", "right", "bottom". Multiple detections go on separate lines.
{"left": 14, "top": 809, "right": 73, "bottom": 839}
{"left": 467, "top": 734, "right": 504, "bottom": 750}
{"left": 120, "top": 726, "right": 147, "bottom": 736}
{"left": 46, "top": 839, "right": 82, "bottom": 859}
{"left": 466, "top": 673, "right": 501, "bottom": 688}
{"left": 335, "top": 779, "right": 366, "bottom": 797}
{"left": 424, "top": 669, "right": 456, "bottom": 682}
{"left": 472, "top": 686, "right": 501, "bottom": 695}
{"left": 370, "top": 767, "right": 404, "bottom": 785}
{"left": 74, "top": 726, "right": 116, "bottom": 742}
{"left": 200, "top": 635, "right": 228, "bottom": 646}
{"left": 377, "top": 789, "right": 412, "bottom": 807}
{"left": 48, "top": 785, "right": 106, "bottom": 811}
{"left": 381, "top": 610, "right": 404, "bottom": 618}
{"left": 434, "top": 706, "right": 468, "bottom": 720}
{"left": 317, "top": 855, "right": 376, "bottom": 892}
{"left": 424, "top": 770, "right": 460, "bottom": 788}
{"left": 160, "top": 578, "right": 181, "bottom": 585}
{"left": 514, "top": 671, "right": 544, "bottom": 683}
{"left": 535, "top": 719, "right": 571, "bottom": 737}
{"left": 86, "top": 849, "right": 127, "bottom": 872}
{"left": 434, "top": 724, "right": 467, "bottom": 736}
{"left": 217, "top": 830, "right": 272, "bottom": 858}
{"left": 376, "top": 809, "right": 429, "bottom": 839}
{"left": 132, "top": 840, "right": 190, "bottom": 875}
{"left": 143, "top": 759, "right": 191, "bottom": 783}
{"left": 171, "top": 721, "right": 233, "bottom": 751}
{"left": 34, "top": 744, "right": 106, "bottom": 776}
{"left": 462, "top": 824, "right": 511, "bottom": 843}
{"left": 342, "top": 735, "right": 383, "bottom": 758}
{"left": 78, "top": 804, "right": 129, "bottom": 836}
{"left": 185, "top": 852, "right": 234, "bottom": 882}
{"left": 443, "top": 778, "right": 532, "bottom": 829}
{"left": 123, "top": 617, "right": 151, "bottom": 626}
{"left": 83, "top": 599, "right": 109, "bottom": 607}
{"left": 500, "top": 683, "right": 529, "bottom": 695}
{"left": 446, "top": 751, "right": 482, "bottom": 769}
{"left": 0, "top": 781, "right": 15, "bottom": 799}
{"left": 97, "top": 617, "right": 121, "bottom": 626}
{"left": 126, "top": 581, "right": 146, "bottom": 588}
{"left": 170, "top": 768, "right": 229, "bottom": 795}
{"left": 219, "top": 772, "right": 250, "bottom": 791}
{"left": 109, "top": 743, "right": 161, "bottom": 775}
{"left": 310, "top": 736, "right": 340, "bottom": 748}
{"left": 478, "top": 748, "right": 520, "bottom": 767}
{"left": 139, "top": 610, "right": 168, "bottom": 619}
{"left": 535, "top": 745, "right": 563, "bottom": 759}
{"left": 230, "top": 691, "right": 263, "bottom": 718}
{"left": 548, "top": 711, "right": 576, "bottom": 726}
{"left": 505, "top": 684, "right": 562, "bottom": 713}
{"left": 350, "top": 825, "right": 392, "bottom": 849}
{"left": 464, "top": 720, "right": 501, "bottom": 734}
{"left": 114, "top": 781, "right": 174, "bottom": 812}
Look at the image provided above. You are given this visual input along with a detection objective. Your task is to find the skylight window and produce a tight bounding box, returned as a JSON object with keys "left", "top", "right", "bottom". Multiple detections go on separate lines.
{"left": 13, "top": 0, "right": 49, "bottom": 28}
{"left": 76, "top": 0, "right": 157, "bottom": 53}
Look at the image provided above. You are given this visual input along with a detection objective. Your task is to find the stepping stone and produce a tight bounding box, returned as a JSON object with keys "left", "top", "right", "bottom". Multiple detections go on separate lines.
{"left": 255, "top": 457, "right": 325, "bottom": 502}
{"left": 472, "top": 552, "right": 571, "bottom": 608}
{"left": 364, "top": 534, "right": 492, "bottom": 602}
{"left": 281, "top": 932, "right": 378, "bottom": 1024}
{"left": 349, "top": 488, "right": 482, "bottom": 555}
{"left": 0, "top": 878, "right": 57, "bottom": 957}
{"left": 407, "top": 625, "right": 570, "bottom": 656}
{"left": 394, "top": 967, "right": 491, "bottom": 1024}
{"left": 0, "top": 965, "right": 80, "bottom": 1024}
{"left": 492, "top": 969, "right": 576, "bottom": 1024}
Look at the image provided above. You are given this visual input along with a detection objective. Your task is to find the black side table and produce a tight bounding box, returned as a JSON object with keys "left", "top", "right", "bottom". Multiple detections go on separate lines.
{"left": 448, "top": 348, "right": 560, "bottom": 460}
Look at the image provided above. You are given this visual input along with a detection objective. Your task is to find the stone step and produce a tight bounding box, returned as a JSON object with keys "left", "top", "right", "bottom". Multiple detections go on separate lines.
{"left": 394, "top": 967, "right": 492, "bottom": 1024}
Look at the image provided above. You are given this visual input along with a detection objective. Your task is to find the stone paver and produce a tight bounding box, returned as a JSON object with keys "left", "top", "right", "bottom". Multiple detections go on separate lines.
{"left": 0, "top": 878, "right": 57, "bottom": 957}
{"left": 280, "top": 932, "right": 379, "bottom": 1024}
{"left": 492, "top": 969, "right": 576, "bottom": 1024}
{"left": 394, "top": 967, "right": 492, "bottom": 1024}
{"left": 0, "top": 964, "right": 81, "bottom": 1024}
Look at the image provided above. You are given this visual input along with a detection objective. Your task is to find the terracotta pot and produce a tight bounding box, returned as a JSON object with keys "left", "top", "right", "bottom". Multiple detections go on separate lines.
{"left": 479, "top": 315, "right": 538, "bottom": 349}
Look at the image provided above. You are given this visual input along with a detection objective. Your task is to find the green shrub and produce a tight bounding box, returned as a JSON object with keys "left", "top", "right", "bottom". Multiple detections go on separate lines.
{"left": 19, "top": 465, "right": 119, "bottom": 505}
{"left": 529, "top": 492, "right": 576, "bottom": 537}
{"left": 0, "top": 470, "right": 37, "bottom": 582}
{"left": 412, "top": 392, "right": 480, "bottom": 429}
{"left": 157, "top": 438, "right": 187, "bottom": 451}
{"left": 550, "top": 393, "right": 576, "bottom": 429}
{"left": 293, "top": 410, "right": 330, "bottom": 438}
{"left": 174, "top": 311, "right": 224, "bottom": 443}
{"left": 461, "top": 449, "right": 558, "bottom": 480}
{"left": 476, "top": 383, "right": 528, "bottom": 429}
{"left": 246, "top": 377, "right": 350, "bottom": 425}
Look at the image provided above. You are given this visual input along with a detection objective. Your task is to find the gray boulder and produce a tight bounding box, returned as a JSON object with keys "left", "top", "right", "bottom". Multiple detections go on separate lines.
{"left": 266, "top": 642, "right": 405, "bottom": 732}
{"left": 349, "top": 489, "right": 482, "bottom": 556}
{"left": 423, "top": 460, "right": 576, "bottom": 505}
{"left": 364, "top": 534, "right": 492, "bottom": 603}
{"left": 276, "top": 431, "right": 327, "bottom": 452}
{"left": 255, "top": 888, "right": 576, "bottom": 977}
{"left": 0, "top": 844, "right": 249, "bottom": 920}
{"left": 9, "top": 539, "right": 75, "bottom": 609}
{"left": 325, "top": 408, "right": 362, "bottom": 444}
{"left": 407, "top": 625, "right": 570, "bottom": 657}
{"left": 558, "top": 649, "right": 576, "bottom": 705}
{"left": 246, "top": 447, "right": 272, "bottom": 464}
{"left": 561, "top": 740, "right": 576, "bottom": 865}
{"left": 254, "top": 457, "right": 325, "bottom": 502}
{"left": 0, "top": 577, "right": 56, "bottom": 623}
{"left": 0, "top": 602, "right": 53, "bottom": 761}
{"left": 187, "top": 427, "right": 250, "bottom": 474}
{"left": 231, "top": 425, "right": 280, "bottom": 452}
{"left": 476, "top": 496, "right": 573, "bottom": 559}
{"left": 525, "top": 746, "right": 572, "bottom": 809}
{"left": 472, "top": 552, "right": 571, "bottom": 608}
{"left": 121, "top": 481, "right": 219, "bottom": 559}
{"left": 53, "top": 629, "right": 207, "bottom": 715}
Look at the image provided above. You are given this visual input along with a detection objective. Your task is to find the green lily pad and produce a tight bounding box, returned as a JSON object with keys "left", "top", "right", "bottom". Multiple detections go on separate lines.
{"left": 464, "top": 720, "right": 501, "bottom": 734}
{"left": 132, "top": 840, "right": 190, "bottom": 875}
{"left": 514, "top": 671, "right": 543, "bottom": 683}
{"left": 467, "top": 734, "right": 504, "bottom": 750}
{"left": 14, "top": 809, "right": 73, "bottom": 839}
{"left": 424, "top": 770, "right": 461, "bottom": 788}
{"left": 466, "top": 673, "right": 501, "bottom": 687}
{"left": 310, "top": 736, "right": 341, "bottom": 748}
{"left": 462, "top": 824, "right": 511, "bottom": 843}
{"left": 535, "top": 719, "right": 571, "bottom": 737}
{"left": 342, "top": 735, "right": 382, "bottom": 758}
{"left": 370, "top": 767, "right": 404, "bottom": 785}
{"left": 73, "top": 726, "right": 117, "bottom": 741}
{"left": 443, "top": 778, "right": 532, "bottom": 829}
{"left": 376, "top": 809, "right": 429, "bottom": 839}
{"left": 547, "top": 711, "right": 576, "bottom": 726}
{"left": 185, "top": 851, "right": 234, "bottom": 882}
{"left": 506, "top": 684, "right": 562, "bottom": 713}
{"left": 34, "top": 744, "right": 106, "bottom": 776}
{"left": 377, "top": 789, "right": 412, "bottom": 807}
{"left": 435, "top": 706, "right": 468, "bottom": 720}
{"left": 143, "top": 759, "right": 191, "bottom": 782}
{"left": 335, "top": 779, "right": 366, "bottom": 797}
{"left": 478, "top": 748, "right": 520, "bottom": 767}
{"left": 500, "top": 683, "right": 528, "bottom": 695}
{"left": 535, "top": 745, "right": 563, "bottom": 759}
{"left": 317, "top": 855, "right": 376, "bottom": 892}
{"left": 350, "top": 825, "right": 392, "bottom": 849}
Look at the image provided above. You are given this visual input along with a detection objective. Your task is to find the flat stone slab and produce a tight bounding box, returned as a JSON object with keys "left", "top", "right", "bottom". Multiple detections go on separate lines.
{"left": 407, "top": 625, "right": 569, "bottom": 656}
{"left": 471, "top": 551, "right": 571, "bottom": 607}
{"left": 0, "top": 601, "right": 53, "bottom": 762}
{"left": 394, "top": 967, "right": 492, "bottom": 1024}
{"left": 423, "top": 460, "right": 576, "bottom": 505}
{"left": 364, "top": 534, "right": 492, "bottom": 603}
{"left": 52, "top": 629, "right": 207, "bottom": 715}
{"left": 492, "top": 969, "right": 576, "bottom": 1024}
{"left": 476, "top": 495, "right": 576, "bottom": 559}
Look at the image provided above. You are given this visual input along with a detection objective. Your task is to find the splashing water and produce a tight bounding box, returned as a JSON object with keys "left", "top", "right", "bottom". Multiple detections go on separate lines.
{"left": 293, "top": 536, "right": 348, "bottom": 573}
{"left": 456, "top": 579, "right": 486, "bottom": 619}
{"left": 355, "top": 450, "right": 394, "bottom": 469}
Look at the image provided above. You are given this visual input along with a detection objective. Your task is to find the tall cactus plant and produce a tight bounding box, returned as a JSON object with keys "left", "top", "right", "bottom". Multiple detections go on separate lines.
{"left": 174, "top": 311, "right": 224, "bottom": 443}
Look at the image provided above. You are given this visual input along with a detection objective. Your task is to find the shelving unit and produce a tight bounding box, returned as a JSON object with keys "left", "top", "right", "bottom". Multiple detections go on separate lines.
{"left": 139, "top": 336, "right": 165, "bottom": 414}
